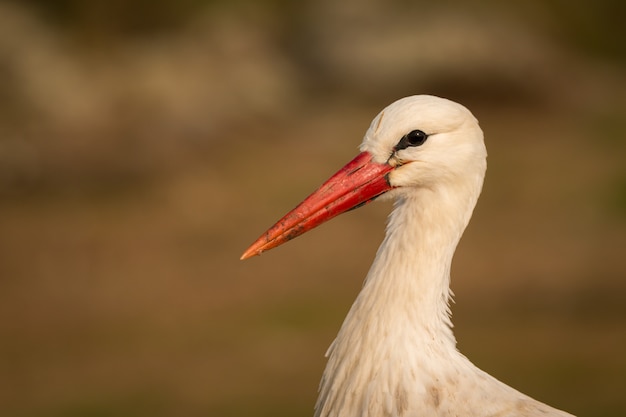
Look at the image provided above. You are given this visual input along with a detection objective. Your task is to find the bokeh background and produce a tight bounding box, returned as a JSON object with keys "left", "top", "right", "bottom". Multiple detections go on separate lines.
{"left": 0, "top": 1, "right": 625, "bottom": 416}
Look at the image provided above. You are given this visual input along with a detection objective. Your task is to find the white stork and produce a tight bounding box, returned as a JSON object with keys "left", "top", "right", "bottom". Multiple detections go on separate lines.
{"left": 241, "top": 95, "right": 574, "bottom": 417}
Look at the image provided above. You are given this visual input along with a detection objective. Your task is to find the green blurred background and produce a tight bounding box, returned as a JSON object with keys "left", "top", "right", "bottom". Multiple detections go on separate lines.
{"left": 0, "top": 0, "right": 625, "bottom": 416}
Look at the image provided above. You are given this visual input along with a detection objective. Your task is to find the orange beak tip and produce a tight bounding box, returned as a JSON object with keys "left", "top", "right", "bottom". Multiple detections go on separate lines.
{"left": 240, "top": 244, "right": 261, "bottom": 260}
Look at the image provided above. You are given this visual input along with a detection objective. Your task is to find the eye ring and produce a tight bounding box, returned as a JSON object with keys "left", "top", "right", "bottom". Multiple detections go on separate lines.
{"left": 395, "top": 129, "right": 428, "bottom": 151}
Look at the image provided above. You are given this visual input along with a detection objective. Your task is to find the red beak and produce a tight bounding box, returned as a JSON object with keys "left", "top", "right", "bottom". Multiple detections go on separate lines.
{"left": 241, "top": 152, "right": 394, "bottom": 260}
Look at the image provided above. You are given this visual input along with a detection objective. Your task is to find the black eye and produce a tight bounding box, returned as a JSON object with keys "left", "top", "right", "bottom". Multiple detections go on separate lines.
{"left": 395, "top": 129, "right": 428, "bottom": 151}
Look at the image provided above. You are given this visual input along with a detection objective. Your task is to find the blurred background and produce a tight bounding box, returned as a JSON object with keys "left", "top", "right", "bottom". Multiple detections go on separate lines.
{"left": 0, "top": 0, "right": 625, "bottom": 416}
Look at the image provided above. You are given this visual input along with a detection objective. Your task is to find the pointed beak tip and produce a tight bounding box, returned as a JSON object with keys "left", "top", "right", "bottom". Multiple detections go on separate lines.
{"left": 240, "top": 248, "right": 258, "bottom": 261}
{"left": 240, "top": 238, "right": 269, "bottom": 260}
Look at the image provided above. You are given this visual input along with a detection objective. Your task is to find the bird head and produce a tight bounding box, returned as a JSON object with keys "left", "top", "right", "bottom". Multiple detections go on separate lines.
{"left": 362, "top": 95, "right": 486, "bottom": 197}
{"left": 241, "top": 95, "right": 486, "bottom": 260}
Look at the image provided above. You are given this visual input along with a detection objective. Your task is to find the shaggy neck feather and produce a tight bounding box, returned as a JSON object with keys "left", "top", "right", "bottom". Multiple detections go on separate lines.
{"left": 315, "top": 181, "right": 481, "bottom": 417}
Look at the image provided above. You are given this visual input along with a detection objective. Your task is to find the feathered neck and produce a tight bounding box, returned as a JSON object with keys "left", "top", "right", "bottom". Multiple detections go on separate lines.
{"left": 315, "top": 179, "right": 482, "bottom": 417}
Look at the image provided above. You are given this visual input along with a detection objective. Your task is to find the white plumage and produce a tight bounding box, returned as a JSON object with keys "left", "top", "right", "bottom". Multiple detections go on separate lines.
{"left": 242, "top": 95, "right": 574, "bottom": 417}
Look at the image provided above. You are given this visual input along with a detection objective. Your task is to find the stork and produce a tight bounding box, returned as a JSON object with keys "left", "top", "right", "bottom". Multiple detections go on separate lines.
{"left": 241, "top": 95, "right": 574, "bottom": 417}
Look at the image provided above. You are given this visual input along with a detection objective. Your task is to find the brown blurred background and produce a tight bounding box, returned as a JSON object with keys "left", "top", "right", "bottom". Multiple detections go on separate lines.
{"left": 0, "top": 0, "right": 625, "bottom": 416}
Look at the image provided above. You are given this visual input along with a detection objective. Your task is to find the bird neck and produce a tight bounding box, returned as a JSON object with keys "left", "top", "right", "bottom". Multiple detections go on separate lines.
{"left": 316, "top": 183, "right": 481, "bottom": 417}
{"left": 361, "top": 187, "right": 474, "bottom": 345}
